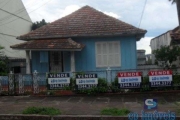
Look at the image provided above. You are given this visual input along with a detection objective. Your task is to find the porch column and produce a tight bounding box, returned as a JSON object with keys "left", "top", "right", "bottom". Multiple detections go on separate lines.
{"left": 26, "top": 50, "right": 31, "bottom": 74}
{"left": 71, "top": 51, "right": 75, "bottom": 72}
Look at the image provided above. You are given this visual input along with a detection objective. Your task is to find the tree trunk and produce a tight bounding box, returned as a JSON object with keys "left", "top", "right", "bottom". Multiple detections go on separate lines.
{"left": 176, "top": 0, "right": 180, "bottom": 29}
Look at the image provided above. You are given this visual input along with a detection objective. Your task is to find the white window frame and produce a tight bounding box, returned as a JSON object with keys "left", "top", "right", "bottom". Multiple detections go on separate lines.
{"left": 95, "top": 41, "right": 121, "bottom": 67}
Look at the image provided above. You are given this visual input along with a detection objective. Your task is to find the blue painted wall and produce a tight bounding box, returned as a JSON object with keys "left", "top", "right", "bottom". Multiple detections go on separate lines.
{"left": 63, "top": 36, "right": 137, "bottom": 72}
{"left": 31, "top": 51, "right": 49, "bottom": 73}
{"left": 31, "top": 36, "right": 138, "bottom": 73}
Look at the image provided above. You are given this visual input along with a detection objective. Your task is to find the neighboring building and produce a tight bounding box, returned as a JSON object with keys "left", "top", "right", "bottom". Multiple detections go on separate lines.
{"left": 0, "top": 0, "right": 32, "bottom": 73}
{"left": 150, "top": 26, "right": 180, "bottom": 66}
{"left": 145, "top": 54, "right": 153, "bottom": 65}
{"left": 137, "top": 50, "right": 146, "bottom": 65}
{"left": 11, "top": 6, "right": 147, "bottom": 73}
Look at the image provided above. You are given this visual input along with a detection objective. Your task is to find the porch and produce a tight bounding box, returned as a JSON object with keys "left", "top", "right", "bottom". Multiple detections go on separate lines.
{"left": 10, "top": 38, "right": 85, "bottom": 74}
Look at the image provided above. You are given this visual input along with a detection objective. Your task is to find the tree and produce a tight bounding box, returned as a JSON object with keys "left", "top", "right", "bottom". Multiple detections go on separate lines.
{"left": 0, "top": 46, "right": 9, "bottom": 76}
{"left": 153, "top": 45, "right": 180, "bottom": 68}
{"left": 31, "top": 19, "right": 48, "bottom": 31}
{"left": 169, "top": 0, "right": 176, "bottom": 4}
{"left": 169, "top": 0, "right": 180, "bottom": 29}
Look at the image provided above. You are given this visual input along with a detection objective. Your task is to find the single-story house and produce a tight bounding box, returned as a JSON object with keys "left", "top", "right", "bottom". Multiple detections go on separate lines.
{"left": 11, "top": 5, "right": 147, "bottom": 74}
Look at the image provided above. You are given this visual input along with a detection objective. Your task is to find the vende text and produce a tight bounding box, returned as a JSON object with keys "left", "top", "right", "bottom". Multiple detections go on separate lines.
{"left": 149, "top": 70, "right": 172, "bottom": 76}
{"left": 118, "top": 72, "right": 141, "bottom": 77}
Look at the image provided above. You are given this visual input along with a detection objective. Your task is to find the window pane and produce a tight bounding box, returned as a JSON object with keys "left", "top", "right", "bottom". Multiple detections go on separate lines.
{"left": 102, "top": 43, "right": 107, "bottom": 54}
{"left": 97, "top": 55, "right": 102, "bottom": 66}
{"left": 114, "top": 54, "right": 120, "bottom": 65}
{"left": 108, "top": 43, "right": 113, "bottom": 54}
{"left": 97, "top": 43, "right": 101, "bottom": 54}
{"left": 114, "top": 43, "right": 119, "bottom": 53}
{"left": 96, "top": 41, "right": 121, "bottom": 67}
{"left": 108, "top": 54, "right": 113, "bottom": 66}
{"left": 103, "top": 55, "right": 107, "bottom": 66}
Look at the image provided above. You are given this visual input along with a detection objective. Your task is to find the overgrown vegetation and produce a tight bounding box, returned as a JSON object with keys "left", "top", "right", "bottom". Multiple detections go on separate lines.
{"left": 101, "top": 108, "right": 130, "bottom": 116}
{"left": 31, "top": 19, "right": 48, "bottom": 30}
{"left": 22, "top": 106, "right": 61, "bottom": 115}
{"left": 153, "top": 45, "right": 180, "bottom": 69}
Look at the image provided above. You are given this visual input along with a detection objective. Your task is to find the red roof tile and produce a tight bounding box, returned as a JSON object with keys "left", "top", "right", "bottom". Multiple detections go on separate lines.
{"left": 10, "top": 38, "right": 85, "bottom": 50}
{"left": 17, "top": 5, "right": 146, "bottom": 40}
{"left": 170, "top": 26, "right": 180, "bottom": 40}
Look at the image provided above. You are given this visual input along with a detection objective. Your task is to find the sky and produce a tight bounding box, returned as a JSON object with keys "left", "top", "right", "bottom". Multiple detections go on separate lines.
{"left": 22, "top": 0, "right": 179, "bottom": 54}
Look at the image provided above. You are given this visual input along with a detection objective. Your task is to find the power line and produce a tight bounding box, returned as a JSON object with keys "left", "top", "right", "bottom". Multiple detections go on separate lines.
{"left": 0, "top": 32, "right": 16, "bottom": 37}
{"left": 0, "top": 0, "right": 10, "bottom": 9}
{"left": 0, "top": 0, "right": 43, "bottom": 23}
{"left": 137, "top": 0, "right": 147, "bottom": 29}
{"left": 0, "top": 0, "right": 52, "bottom": 26}
{"left": 0, "top": 8, "right": 32, "bottom": 23}
{"left": 0, "top": 33, "right": 24, "bottom": 58}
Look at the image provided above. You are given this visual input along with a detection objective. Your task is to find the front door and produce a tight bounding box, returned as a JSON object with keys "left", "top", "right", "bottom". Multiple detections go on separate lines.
{"left": 49, "top": 51, "right": 63, "bottom": 72}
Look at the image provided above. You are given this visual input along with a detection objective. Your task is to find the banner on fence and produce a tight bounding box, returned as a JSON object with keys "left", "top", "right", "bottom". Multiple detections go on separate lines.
{"left": 118, "top": 72, "right": 142, "bottom": 88}
{"left": 148, "top": 70, "right": 172, "bottom": 87}
{"left": 76, "top": 73, "right": 98, "bottom": 89}
{"left": 47, "top": 73, "right": 70, "bottom": 90}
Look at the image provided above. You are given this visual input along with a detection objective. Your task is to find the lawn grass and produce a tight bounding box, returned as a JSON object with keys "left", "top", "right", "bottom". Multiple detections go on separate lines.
{"left": 101, "top": 108, "right": 130, "bottom": 116}
{"left": 22, "top": 106, "right": 61, "bottom": 115}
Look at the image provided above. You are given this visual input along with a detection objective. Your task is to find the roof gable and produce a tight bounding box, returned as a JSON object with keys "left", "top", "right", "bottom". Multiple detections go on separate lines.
{"left": 17, "top": 5, "right": 147, "bottom": 40}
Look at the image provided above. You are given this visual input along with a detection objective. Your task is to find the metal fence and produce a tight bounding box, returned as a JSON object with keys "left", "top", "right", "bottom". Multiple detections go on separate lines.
{"left": 0, "top": 67, "right": 180, "bottom": 95}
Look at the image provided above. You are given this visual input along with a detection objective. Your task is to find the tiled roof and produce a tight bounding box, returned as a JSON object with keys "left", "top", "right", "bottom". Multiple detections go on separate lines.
{"left": 10, "top": 38, "right": 85, "bottom": 50}
{"left": 17, "top": 5, "right": 147, "bottom": 40}
{"left": 170, "top": 26, "right": 180, "bottom": 40}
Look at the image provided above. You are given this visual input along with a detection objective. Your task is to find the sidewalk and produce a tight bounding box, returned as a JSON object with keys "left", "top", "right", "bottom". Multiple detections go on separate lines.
{"left": 0, "top": 93, "right": 179, "bottom": 115}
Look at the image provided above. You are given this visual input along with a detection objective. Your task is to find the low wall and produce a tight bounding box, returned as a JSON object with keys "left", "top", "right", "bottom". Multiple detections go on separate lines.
{"left": 0, "top": 115, "right": 128, "bottom": 120}
{"left": 0, "top": 115, "right": 179, "bottom": 120}
{"left": 0, "top": 115, "right": 50, "bottom": 120}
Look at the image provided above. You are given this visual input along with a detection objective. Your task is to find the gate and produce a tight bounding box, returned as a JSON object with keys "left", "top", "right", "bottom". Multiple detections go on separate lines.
{"left": 0, "top": 71, "right": 47, "bottom": 95}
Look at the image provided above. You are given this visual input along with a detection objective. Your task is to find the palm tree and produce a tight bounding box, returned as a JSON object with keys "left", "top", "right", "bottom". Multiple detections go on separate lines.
{"left": 169, "top": 0, "right": 176, "bottom": 4}
{"left": 169, "top": 0, "right": 180, "bottom": 29}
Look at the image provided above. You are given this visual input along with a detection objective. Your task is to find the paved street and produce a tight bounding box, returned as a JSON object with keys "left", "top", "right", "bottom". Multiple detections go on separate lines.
{"left": 0, "top": 93, "right": 179, "bottom": 115}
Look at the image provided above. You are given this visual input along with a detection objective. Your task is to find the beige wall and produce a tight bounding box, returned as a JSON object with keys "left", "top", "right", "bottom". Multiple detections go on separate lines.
{"left": 150, "top": 31, "right": 171, "bottom": 64}
{"left": 0, "top": 0, "right": 32, "bottom": 58}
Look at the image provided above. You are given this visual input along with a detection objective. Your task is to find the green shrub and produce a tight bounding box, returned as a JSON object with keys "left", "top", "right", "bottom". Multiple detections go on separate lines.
{"left": 173, "top": 75, "right": 180, "bottom": 85}
{"left": 111, "top": 77, "right": 120, "bottom": 93}
{"left": 22, "top": 106, "right": 61, "bottom": 115}
{"left": 97, "top": 78, "right": 108, "bottom": 93}
{"left": 101, "top": 108, "right": 130, "bottom": 116}
{"left": 142, "top": 76, "right": 149, "bottom": 84}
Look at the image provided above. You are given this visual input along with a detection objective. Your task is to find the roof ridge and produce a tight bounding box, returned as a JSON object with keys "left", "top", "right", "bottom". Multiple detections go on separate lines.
{"left": 17, "top": 5, "right": 146, "bottom": 40}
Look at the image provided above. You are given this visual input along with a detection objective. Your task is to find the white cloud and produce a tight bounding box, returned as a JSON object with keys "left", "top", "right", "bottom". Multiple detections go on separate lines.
{"left": 103, "top": 11, "right": 121, "bottom": 19}
{"left": 59, "top": 5, "right": 80, "bottom": 18}
{"left": 137, "top": 37, "right": 153, "bottom": 54}
{"left": 140, "top": 1, "right": 178, "bottom": 30}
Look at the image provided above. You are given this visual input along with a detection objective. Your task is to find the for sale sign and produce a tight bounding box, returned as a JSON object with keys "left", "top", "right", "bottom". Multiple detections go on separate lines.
{"left": 76, "top": 73, "right": 98, "bottom": 89}
{"left": 148, "top": 70, "right": 172, "bottom": 87}
{"left": 47, "top": 73, "right": 70, "bottom": 90}
{"left": 118, "top": 72, "right": 142, "bottom": 88}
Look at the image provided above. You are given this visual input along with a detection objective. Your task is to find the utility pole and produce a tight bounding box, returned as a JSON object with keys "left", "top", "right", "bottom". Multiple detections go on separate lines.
{"left": 176, "top": 0, "right": 180, "bottom": 29}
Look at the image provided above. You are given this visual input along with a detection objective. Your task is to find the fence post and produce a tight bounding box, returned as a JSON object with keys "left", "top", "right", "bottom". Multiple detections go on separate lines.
{"left": 0, "top": 76, "right": 1, "bottom": 94}
{"left": 33, "top": 70, "right": 39, "bottom": 94}
{"left": 18, "top": 74, "right": 24, "bottom": 94}
{"left": 8, "top": 71, "right": 14, "bottom": 95}
{"left": 106, "top": 67, "right": 111, "bottom": 84}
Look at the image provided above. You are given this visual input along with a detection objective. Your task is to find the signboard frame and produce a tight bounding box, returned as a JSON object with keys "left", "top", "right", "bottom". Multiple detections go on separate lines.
{"left": 47, "top": 73, "right": 70, "bottom": 90}
{"left": 148, "top": 70, "right": 173, "bottom": 87}
{"left": 75, "top": 73, "right": 98, "bottom": 90}
{"left": 117, "top": 72, "right": 142, "bottom": 89}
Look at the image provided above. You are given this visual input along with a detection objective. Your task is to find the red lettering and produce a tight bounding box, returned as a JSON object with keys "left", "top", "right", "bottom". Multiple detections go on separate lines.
{"left": 149, "top": 70, "right": 172, "bottom": 76}
{"left": 118, "top": 72, "right": 141, "bottom": 77}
